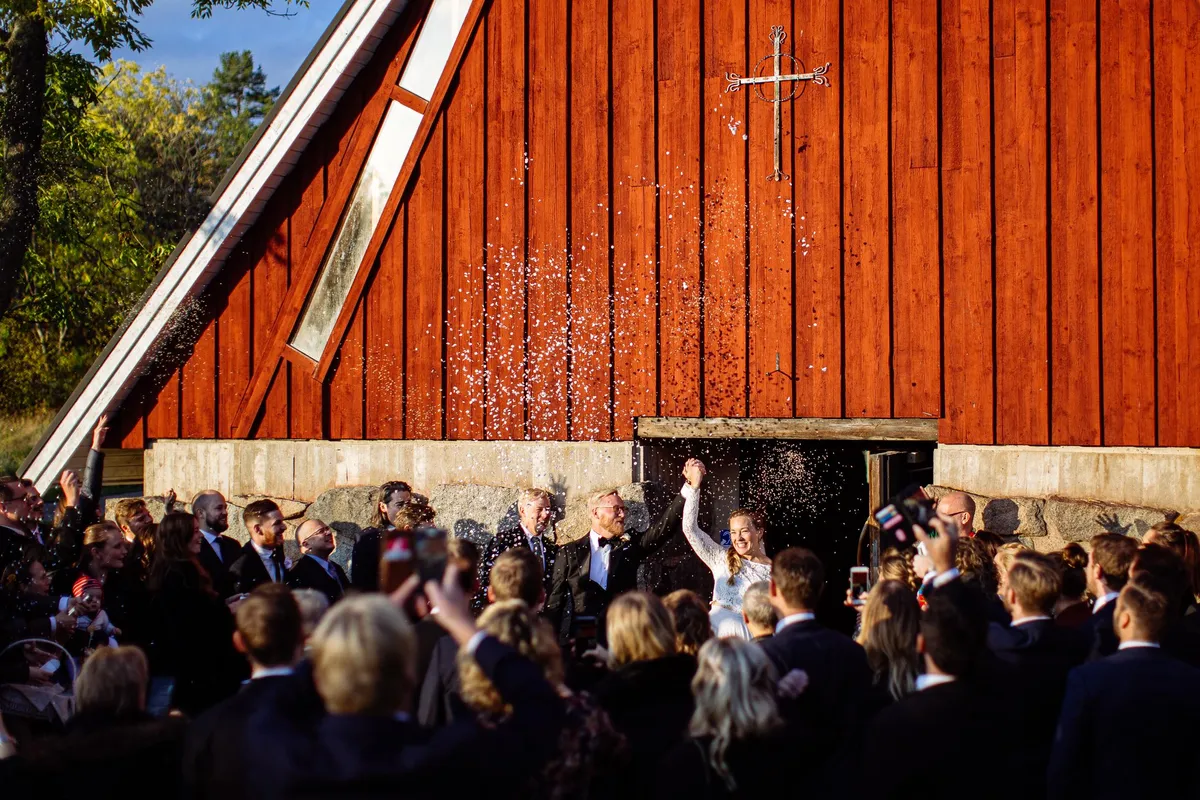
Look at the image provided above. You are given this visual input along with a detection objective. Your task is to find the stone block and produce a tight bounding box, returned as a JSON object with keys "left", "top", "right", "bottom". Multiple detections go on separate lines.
{"left": 426, "top": 484, "right": 521, "bottom": 545}
{"left": 1042, "top": 498, "right": 1173, "bottom": 543}
{"left": 980, "top": 497, "right": 1047, "bottom": 538}
{"left": 1177, "top": 513, "right": 1200, "bottom": 537}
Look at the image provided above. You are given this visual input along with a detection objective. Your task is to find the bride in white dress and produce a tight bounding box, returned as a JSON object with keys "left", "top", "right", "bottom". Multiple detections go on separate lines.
{"left": 679, "top": 458, "right": 772, "bottom": 640}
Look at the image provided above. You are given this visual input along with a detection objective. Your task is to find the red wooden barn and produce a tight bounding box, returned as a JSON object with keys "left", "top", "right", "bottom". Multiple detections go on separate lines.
{"left": 21, "top": 0, "right": 1200, "bottom": 522}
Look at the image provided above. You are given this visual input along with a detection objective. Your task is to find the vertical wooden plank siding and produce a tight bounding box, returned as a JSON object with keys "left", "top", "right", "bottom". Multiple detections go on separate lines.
{"left": 365, "top": 229, "right": 405, "bottom": 438}
{"left": 145, "top": 370, "right": 181, "bottom": 439}
{"left": 1099, "top": 0, "right": 1155, "bottom": 445}
{"left": 843, "top": 0, "right": 892, "bottom": 417}
{"left": 993, "top": 0, "right": 1050, "bottom": 444}
{"left": 891, "top": 0, "right": 941, "bottom": 418}
{"left": 1049, "top": 0, "right": 1101, "bottom": 445}
{"left": 526, "top": 0, "right": 570, "bottom": 439}
{"left": 747, "top": 0, "right": 795, "bottom": 418}
{"left": 700, "top": 0, "right": 747, "bottom": 419}
{"left": 289, "top": 156, "right": 328, "bottom": 440}
{"left": 568, "top": 0, "right": 614, "bottom": 439}
{"left": 329, "top": 301, "right": 366, "bottom": 438}
{"left": 484, "top": 0, "right": 528, "bottom": 439}
{"left": 793, "top": 0, "right": 843, "bottom": 418}
{"left": 445, "top": 41, "right": 487, "bottom": 440}
{"left": 405, "top": 123, "right": 446, "bottom": 440}
{"left": 611, "top": 0, "right": 658, "bottom": 439}
{"left": 253, "top": 185, "right": 292, "bottom": 439}
{"left": 181, "top": 313, "right": 217, "bottom": 438}
{"left": 1154, "top": 0, "right": 1200, "bottom": 446}
{"left": 656, "top": 0, "right": 703, "bottom": 417}
{"left": 217, "top": 249, "right": 253, "bottom": 438}
{"left": 939, "top": 0, "right": 995, "bottom": 443}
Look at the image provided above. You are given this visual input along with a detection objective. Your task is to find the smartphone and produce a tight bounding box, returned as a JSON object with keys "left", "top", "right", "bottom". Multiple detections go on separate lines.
{"left": 41, "top": 658, "right": 61, "bottom": 675}
{"left": 849, "top": 567, "right": 870, "bottom": 607}
{"left": 572, "top": 615, "right": 599, "bottom": 658}
{"left": 413, "top": 525, "right": 448, "bottom": 583}
{"left": 874, "top": 484, "right": 938, "bottom": 551}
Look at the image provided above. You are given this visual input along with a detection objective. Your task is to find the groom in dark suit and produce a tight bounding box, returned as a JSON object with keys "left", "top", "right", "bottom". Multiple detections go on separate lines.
{"left": 286, "top": 519, "right": 348, "bottom": 605}
{"left": 193, "top": 491, "right": 242, "bottom": 599}
{"left": 545, "top": 487, "right": 683, "bottom": 642}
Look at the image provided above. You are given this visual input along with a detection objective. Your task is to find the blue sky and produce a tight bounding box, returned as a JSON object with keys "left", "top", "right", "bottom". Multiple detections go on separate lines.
{"left": 109, "top": 0, "right": 344, "bottom": 89}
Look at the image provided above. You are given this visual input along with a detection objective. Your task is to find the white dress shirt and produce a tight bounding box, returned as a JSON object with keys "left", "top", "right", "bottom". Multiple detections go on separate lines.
{"left": 1117, "top": 640, "right": 1161, "bottom": 650}
{"left": 916, "top": 674, "right": 957, "bottom": 692}
{"left": 1011, "top": 615, "right": 1053, "bottom": 627}
{"left": 775, "top": 612, "right": 816, "bottom": 634}
{"left": 251, "top": 665, "right": 294, "bottom": 680}
{"left": 251, "top": 541, "right": 281, "bottom": 582}
{"left": 588, "top": 530, "right": 612, "bottom": 589}
{"left": 1093, "top": 591, "right": 1119, "bottom": 614}
{"left": 202, "top": 530, "right": 224, "bottom": 562}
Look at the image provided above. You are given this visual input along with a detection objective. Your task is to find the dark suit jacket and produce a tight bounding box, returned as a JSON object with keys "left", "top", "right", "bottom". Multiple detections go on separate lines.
{"left": 184, "top": 669, "right": 325, "bottom": 800}
{"left": 349, "top": 527, "right": 387, "bottom": 592}
{"left": 546, "top": 493, "right": 684, "bottom": 639}
{"left": 228, "top": 542, "right": 285, "bottom": 595}
{"left": 199, "top": 533, "right": 243, "bottom": 600}
{"left": 1048, "top": 647, "right": 1200, "bottom": 800}
{"left": 286, "top": 554, "right": 348, "bottom": 605}
{"left": 472, "top": 526, "right": 558, "bottom": 613}
{"left": 416, "top": 633, "right": 466, "bottom": 728}
{"left": 1087, "top": 600, "right": 1119, "bottom": 661}
{"left": 265, "top": 636, "right": 565, "bottom": 800}
{"left": 864, "top": 678, "right": 1024, "bottom": 800}
{"left": 758, "top": 618, "right": 873, "bottom": 781}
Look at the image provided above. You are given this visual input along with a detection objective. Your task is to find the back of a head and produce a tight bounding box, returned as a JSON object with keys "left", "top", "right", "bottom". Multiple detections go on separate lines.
{"left": 663, "top": 589, "right": 713, "bottom": 656}
{"left": 1144, "top": 522, "right": 1200, "bottom": 599}
{"left": 236, "top": 584, "right": 303, "bottom": 667}
{"left": 1007, "top": 551, "right": 1062, "bottom": 616}
{"left": 741, "top": 581, "right": 776, "bottom": 630}
{"left": 689, "top": 638, "right": 781, "bottom": 792}
{"left": 1056, "top": 543, "right": 1089, "bottom": 600}
{"left": 858, "top": 581, "right": 921, "bottom": 700}
{"left": 448, "top": 536, "right": 480, "bottom": 592}
{"left": 879, "top": 553, "right": 919, "bottom": 593}
{"left": 1117, "top": 572, "right": 1172, "bottom": 643}
{"left": 1090, "top": 533, "right": 1138, "bottom": 591}
{"left": 76, "top": 646, "right": 149, "bottom": 717}
{"left": 1131, "top": 544, "right": 1190, "bottom": 618}
{"left": 921, "top": 583, "right": 988, "bottom": 678}
{"left": 393, "top": 501, "right": 436, "bottom": 530}
{"left": 971, "top": 530, "right": 1004, "bottom": 559}
{"left": 994, "top": 541, "right": 1029, "bottom": 575}
{"left": 607, "top": 591, "right": 677, "bottom": 667}
{"left": 311, "top": 595, "right": 415, "bottom": 715}
{"left": 770, "top": 547, "right": 825, "bottom": 611}
{"left": 459, "top": 600, "right": 562, "bottom": 714}
{"left": 489, "top": 547, "right": 544, "bottom": 605}
{"left": 956, "top": 537, "right": 999, "bottom": 595}
{"left": 291, "top": 588, "right": 331, "bottom": 639}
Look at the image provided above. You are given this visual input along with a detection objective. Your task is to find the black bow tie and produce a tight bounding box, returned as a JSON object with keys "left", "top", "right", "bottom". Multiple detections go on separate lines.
{"left": 596, "top": 536, "right": 616, "bottom": 550}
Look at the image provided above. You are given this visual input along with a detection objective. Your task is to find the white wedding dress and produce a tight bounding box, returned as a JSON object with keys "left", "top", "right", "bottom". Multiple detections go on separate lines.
{"left": 680, "top": 484, "right": 773, "bottom": 640}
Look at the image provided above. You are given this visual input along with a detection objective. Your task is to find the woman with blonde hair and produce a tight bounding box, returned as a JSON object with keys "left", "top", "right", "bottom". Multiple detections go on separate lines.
{"left": 458, "top": 600, "right": 626, "bottom": 800}
{"left": 595, "top": 592, "right": 697, "bottom": 800}
{"left": 856, "top": 580, "right": 921, "bottom": 709}
{"left": 678, "top": 459, "right": 772, "bottom": 639}
{"left": 656, "top": 637, "right": 786, "bottom": 798}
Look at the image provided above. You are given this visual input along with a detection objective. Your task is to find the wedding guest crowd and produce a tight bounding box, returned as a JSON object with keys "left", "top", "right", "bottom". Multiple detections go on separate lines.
{"left": 0, "top": 450, "right": 1198, "bottom": 800}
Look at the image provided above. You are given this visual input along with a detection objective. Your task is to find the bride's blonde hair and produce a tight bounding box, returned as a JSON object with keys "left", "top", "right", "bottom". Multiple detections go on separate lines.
{"left": 725, "top": 508, "right": 766, "bottom": 585}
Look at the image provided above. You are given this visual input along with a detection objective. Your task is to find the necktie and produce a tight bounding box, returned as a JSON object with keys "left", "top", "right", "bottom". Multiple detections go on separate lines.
{"left": 327, "top": 562, "right": 340, "bottom": 586}
{"left": 529, "top": 535, "right": 544, "bottom": 565}
{"left": 270, "top": 551, "right": 284, "bottom": 582}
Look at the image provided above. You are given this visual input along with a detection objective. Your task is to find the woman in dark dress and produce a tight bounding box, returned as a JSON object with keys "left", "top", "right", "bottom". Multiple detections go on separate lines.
{"left": 655, "top": 637, "right": 788, "bottom": 799}
{"left": 593, "top": 592, "right": 697, "bottom": 800}
{"left": 146, "top": 512, "right": 245, "bottom": 717}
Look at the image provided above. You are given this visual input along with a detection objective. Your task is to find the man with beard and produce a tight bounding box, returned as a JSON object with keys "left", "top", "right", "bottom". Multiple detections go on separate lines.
{"left": 472, "top": 488, "right": 558, "bottom": 613}
{"left": 229, "top": 500, "right": 289, "bottom": 594}
{"left": 193, "top": 491, "right": 242, "bottom": 599}
{"left": 545, "top": 487, "right": 683, "bottom": 643}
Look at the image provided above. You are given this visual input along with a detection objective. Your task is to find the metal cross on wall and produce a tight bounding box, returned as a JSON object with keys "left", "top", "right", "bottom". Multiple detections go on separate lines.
{"left": 727, "top": 26, "right": 832, "bottom": 181}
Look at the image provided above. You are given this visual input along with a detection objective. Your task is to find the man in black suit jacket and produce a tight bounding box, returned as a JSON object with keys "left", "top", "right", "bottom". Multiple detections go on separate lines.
{"left": 758, "top": 547, "right": 872, "bottom": 786}
{"left": 255, "top": 572, "right": 564, "bottom": 799}
{"left": 1082, "top": 533, "right": 1138, "bottom": 661}
{"left": 472, "top": 488, "right": 557, "bottom": 613}
{"left": 184, "top": 585, "right": 323, "bottom": 800}
{"left": 348, "top": 480, "right": 412, "bottom": 592}
{"left": 1048, "top": 573, "right": 1200, "bottom": 800}
{"left": 545, "top": 487, "right": 682, "bottom": 642}
{"left": 193, "top": 491, "right": 242, "bottom": 599}
{"left": 988, "top": 551, "right": 1089, "bottom": 775}
{"left": 228, "top": 500, "right": 289, "bottom": 595}
{"left": 865, "top": 564, "right": 1026, "bottom": 800}
{"left": 286, "top": 519, "right": 348, "bottom": 605}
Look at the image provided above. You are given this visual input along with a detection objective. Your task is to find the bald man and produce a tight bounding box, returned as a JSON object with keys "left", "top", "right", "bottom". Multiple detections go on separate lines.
{"left": 193, "top": 490, "right": 241, "bottom": 599}
{"left": 285, "top": 519, "right": 347, "bottom": 605}
{"left": 936, "top": 491, "right": 977, "bottom": 536}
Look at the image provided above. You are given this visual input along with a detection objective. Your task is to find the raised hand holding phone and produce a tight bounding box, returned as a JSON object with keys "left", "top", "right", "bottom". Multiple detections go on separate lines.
{"left": 913, "top": 515, "right": 960, "bottom": 575}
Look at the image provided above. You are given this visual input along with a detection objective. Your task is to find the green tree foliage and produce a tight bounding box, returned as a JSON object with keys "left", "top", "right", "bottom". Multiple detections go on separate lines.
{"left": 0, "top": 53, "right": 277, "bottom": 414}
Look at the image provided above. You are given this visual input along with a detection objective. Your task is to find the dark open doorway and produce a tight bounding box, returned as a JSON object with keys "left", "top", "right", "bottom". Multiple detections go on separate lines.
{"left": 637, "top": 436, "right": 933, "bottom": 635}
